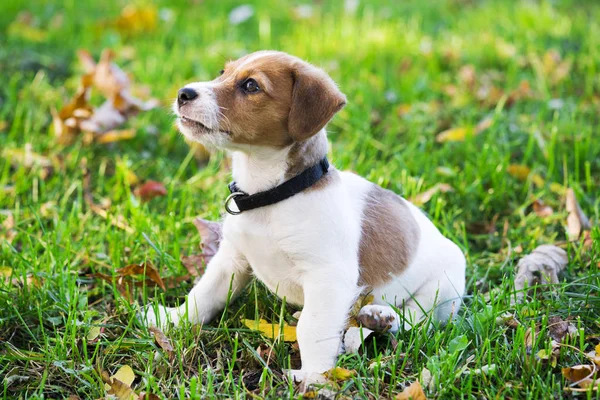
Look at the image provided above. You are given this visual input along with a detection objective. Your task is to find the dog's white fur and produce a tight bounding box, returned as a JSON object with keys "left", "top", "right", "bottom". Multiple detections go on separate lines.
{"left": 145, "top": 51, "right": 466, "bottom": 381}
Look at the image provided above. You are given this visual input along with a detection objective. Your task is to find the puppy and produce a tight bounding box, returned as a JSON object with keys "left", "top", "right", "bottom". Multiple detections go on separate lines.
{"left": 145, "top": 51, "right": 466, "bottom": 381}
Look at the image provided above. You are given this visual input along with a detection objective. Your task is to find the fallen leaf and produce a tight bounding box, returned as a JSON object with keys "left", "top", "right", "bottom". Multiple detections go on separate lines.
{"left": 514, "top": 244, "right": 568, "bottom": 301}
{"left": 507, "top": 164, "right": 531, "bottom": 181}
{"left": 566, "top": 188, "right": 591, "bottom": 239}
{"left": 436, "top": 127, "right": 469, "bottom": 143}
{"left": 548, "top": 316, "right": 578, "bottom": 343}
{"left": 134, "top": 181, "right": 167, "bottom": 202}
{"left": 53, "top": 49, "right": 157, "bottom": 145}
{"left": 183, "top": 218, "right": 224, "bottom": 275}
{"left": 117, "top": 263, "right": 166, "bottom": 291}
{"left": 562, "top": 365, "right": 598, "bottom": 389}
{"left": 324, "top": 367, "right": 356, "bottom": 381}
{"left": 410, "top": 183, "right": 454, "bottom": 206}
{"left": 114, "top": 4, "right": 158, "bottom": 35}
{"left": 242, "top": 319, "right": 297, "bottom": 342}
{"left": 95, "top": 129, "right": 136, "bottom": 144}
{"left": 396, "top": 381, "right": 428, "bottom": 400}
{"left": 474, "top": 116, "right": 494, "bottom": 134}
{"left": 495, "top": 312, "right": 520, "bottom": 329}
{"left": 148, "top": 326, "right": 174, "bottom": 360}
{"left": 7, "top": 12, "right": 47, "bottom": 42}
{"left": 101, "top": 365, "right": 137, "bottom": 400}
{"left": 87, "top": 325, "right": 102, "bottom": 343}
{"left": 533, "top": 199, "right": 554, "bottom": 217}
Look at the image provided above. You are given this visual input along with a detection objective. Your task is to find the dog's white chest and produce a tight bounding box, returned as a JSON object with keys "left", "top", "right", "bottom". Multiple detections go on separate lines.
{"left": 224, "top": 214, "right": 305, "bottom": 305}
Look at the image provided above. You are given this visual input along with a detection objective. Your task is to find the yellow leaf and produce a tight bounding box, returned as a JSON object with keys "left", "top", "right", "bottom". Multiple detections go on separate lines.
{"left": 95, "top": 129, "right": 136, "bottom": 144}
{"left": 0, "top": 266, "right": 12, "bottom": 279}
{"left": 550, "top": 182, "right": 567, "bottom": 195}
{"left": 110, "top": 365, "right": 135, "bottom": 388}
{"left": 242, "top": 319, "right": 297, "bottom": 342}
{"left": 396, "top": 381, "right": 428, "bottom": 400}
{"left": 507, "top": 164, "right": 531, "bottom": 181}
{"left": 87, "top": 326, "right": 101, "bottom": 342}
{"left": 115, "top": 5, "right": 158, "bottom": 35}
{"left": 531, "top": 173, "right": 545, "bottom": 188}
{"left": 436, "top": 127, "right": 469, "bottom": 143}
{"left": 596, "top": 344, "right": 600, "bottom": 354}
{"left": 325, "top": 367, "right": 356, "bottom": 381}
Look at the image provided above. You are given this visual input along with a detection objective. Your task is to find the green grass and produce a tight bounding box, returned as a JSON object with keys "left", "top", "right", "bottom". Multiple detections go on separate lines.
{"left": 1, "top": 0, "right": 600, "bottom": 398}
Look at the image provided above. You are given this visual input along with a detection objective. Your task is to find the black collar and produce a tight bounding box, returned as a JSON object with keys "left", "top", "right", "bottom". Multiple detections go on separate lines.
{"left": 225, "top": 157, "right": 330, "bottom": 215}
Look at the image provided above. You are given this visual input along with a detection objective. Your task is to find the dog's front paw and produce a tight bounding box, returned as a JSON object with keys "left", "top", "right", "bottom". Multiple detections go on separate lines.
{"left": 357, "top": 305, "right": 399, "bottom": 333}
{"left": 141, "top": 304, "right": 180, "bottom": 330}
{"left": 283, "top": 369, "right": 327, "bottom": 385}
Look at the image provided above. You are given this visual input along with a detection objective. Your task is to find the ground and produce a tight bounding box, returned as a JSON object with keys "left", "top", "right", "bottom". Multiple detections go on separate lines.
{"left": 1, "top": 0, "right": 600, "bottom": 398}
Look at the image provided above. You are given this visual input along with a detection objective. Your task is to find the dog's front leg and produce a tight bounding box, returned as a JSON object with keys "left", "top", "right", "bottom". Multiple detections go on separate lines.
{"left": 294, "top": 271, "right": 358, "bottom": 379}
{"left": 144, "top": 239, "right": 250, "bottom": 329}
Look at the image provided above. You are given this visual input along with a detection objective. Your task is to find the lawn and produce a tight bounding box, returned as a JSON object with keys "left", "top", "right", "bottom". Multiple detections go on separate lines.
{"left": 1, "top": 0, "right": 600, "bottom": 398}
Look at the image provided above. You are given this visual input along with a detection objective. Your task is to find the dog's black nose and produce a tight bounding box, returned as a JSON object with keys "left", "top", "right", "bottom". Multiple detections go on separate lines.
{"left": 177, "top": 87, "right": 198, "bottom": 106}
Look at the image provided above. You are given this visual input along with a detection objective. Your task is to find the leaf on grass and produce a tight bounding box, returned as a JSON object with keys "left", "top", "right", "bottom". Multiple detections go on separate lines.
{"left": 495, "top": 312, "right": 521, "bottom": 329}
{"left": 507, "top": 164, "right": 531, "bottom": 181}
{"left": 114, "top": 4, "right": 158, "bottom": 35}
{"left": 183, "top": 218, "right": 224, "bottom": 276}
{"left": 562, "top": 365, "right": 599, "bottom": 390}
{"left": 101, "top": 365, "right": 137, "bottom": 400}
{"left": 95, "top": 129, "right": 136, "bottom": 144}
{"left": 514, "top": 245, "right": 568, "bottom": 301}
{"left": 548, "top": 316, "right": 578, "bottom": 343}
{"left": 53, "top": 49, "right": 158, "bottom": 145}
{"left": 436, "top": 127, "right": 468, "bottom": 143}
{"left": 148, "top": 326, "right": 174, "bottom": 359}
{"left": 396, "top": 381, "right": 428, "bottom": 400}
{"left": 410, "top": 183, "right": 454, "bottom": 206}
{"left": 324, "top": 367, "right": 356, "bottom": 382}
{"left": 117, "top": 263, "right": 166, "bottom": 291}
{"left": 242, "top": 319, "right": 297, "bottom": 342}
{"left": 87, "top": 326, "right": 102, "bottom": 343}
{"left": 435, "top": 116, "right": 492, "bottom": 143}
{"left": 134, "top": 181, "right": 167, "bottom": 202}
{"left": 566, "top": 188, "right": 591, "bottom": 239}
{"left": 532, "top": 199, "right": 554, "bottom": 217}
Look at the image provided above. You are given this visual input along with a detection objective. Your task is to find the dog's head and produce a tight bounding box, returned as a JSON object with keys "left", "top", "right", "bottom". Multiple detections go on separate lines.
{"left": 174, "top": 51, "right": 346, "bottom": 150}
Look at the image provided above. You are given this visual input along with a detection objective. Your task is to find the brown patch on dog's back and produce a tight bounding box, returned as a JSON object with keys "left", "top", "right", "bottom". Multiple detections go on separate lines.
{"left": 358, "top": 186, "right": 421, "bottom": 288}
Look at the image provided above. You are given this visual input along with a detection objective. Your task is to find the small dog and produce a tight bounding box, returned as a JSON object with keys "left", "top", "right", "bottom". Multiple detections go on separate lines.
{"left": 145, "top": 50, "right": 466, "bottom": 381}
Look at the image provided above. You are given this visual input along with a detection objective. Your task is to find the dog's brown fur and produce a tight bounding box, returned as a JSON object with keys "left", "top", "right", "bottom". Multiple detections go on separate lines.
{"left": 358, "top": 186, "right": 421, "bottom": 288}
{"left": 214, "top": 51, "right": 346, "bottom": 149}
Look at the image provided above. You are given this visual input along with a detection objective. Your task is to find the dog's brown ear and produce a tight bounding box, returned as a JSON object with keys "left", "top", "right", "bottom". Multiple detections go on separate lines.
{"left": 288, "top": 63, "right": 346, "bottom": 141}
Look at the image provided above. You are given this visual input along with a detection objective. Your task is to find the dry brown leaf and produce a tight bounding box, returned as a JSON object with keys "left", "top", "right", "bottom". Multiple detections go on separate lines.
{"left": 396, "top": 381, "right": 428, "bottom": 400}
{"left": 410, "top": 183, "right": 454, "bottom": 206}
{"left": 533, "top": 199, "right": 554, "bottom": 217}
{"left": 562, "top": 365, "right": 598, "bottom": 390}
{"left": 138, "top": 393, "right": 161, "bottom": 400}
{"left": 53, "top": 49, "right": 157, "bottom": 145}
{"left": 514, "top": 245, "right": 568, "bottom": 301}
{"left": 566, "top": 188, "right": 591, "bottom": 239}
{"left": 548, "top": 316, "right": 578, "bottom": 343}
{"left": 134, "top": 181, "right": 167, "bottom": 202}
{"left": 149, "top": 326, "right": 175, "bottom": 360}
{"left": 117, "top": 263, "right": 166, "bottom": 291}
{"left": 182, "top": 218, "right": 223, "bottom": 274}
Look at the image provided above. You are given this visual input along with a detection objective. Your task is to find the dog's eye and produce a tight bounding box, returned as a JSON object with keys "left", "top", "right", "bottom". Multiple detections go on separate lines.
{"left": 242, "top": 78, "right": 260, "bottom": 93}
{"left": 219, "top": 69, "right": 224, "bottom": 76}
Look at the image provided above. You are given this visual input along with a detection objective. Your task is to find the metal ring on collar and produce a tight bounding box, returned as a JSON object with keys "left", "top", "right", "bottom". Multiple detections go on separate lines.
{"left": 224, "top": 192, "right": 246, "bottom": 215}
